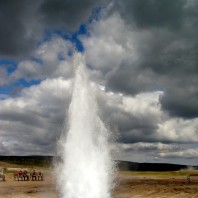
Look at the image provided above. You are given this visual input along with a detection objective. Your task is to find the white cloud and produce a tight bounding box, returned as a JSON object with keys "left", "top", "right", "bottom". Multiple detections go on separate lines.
{"left": 12, "top": 37, "right": 74, "bottom": 81}
{"left": 158, "top": 148, "right": 198, "bottom": 158}
{"left": 157, "top": 118, "right": 198, "bottom": 142}
{"left": 97, "top": 88, "right": 198, "bottom": 144}
{"left": 122, "top": 91, "right": 162, "bottom": 119}
{"left": 0, "top": 77, "right": 72, "bottom": 155}
{"left": 81, "top": 12, "right": 138, "bottom": 77}
{"left": 35, "top": 37, "right": 72, "bottom": 64}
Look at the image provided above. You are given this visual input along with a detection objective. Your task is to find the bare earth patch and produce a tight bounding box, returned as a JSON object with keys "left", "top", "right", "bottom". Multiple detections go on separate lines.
{"left": 1, "top": 162, "right": 198, "bottom": 198}
{"left": 113, "top": 171, "right": 198, "bottom": 198}
{"left": 0, "top": 171, "right": 58, "bottom": 198}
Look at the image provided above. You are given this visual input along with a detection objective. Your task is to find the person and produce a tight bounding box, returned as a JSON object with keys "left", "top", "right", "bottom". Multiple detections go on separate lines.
{"left": 31, "top": 170, "right": 37, "bottom": 181}
{"left": 0, "top": 168, "right": 4, "bottom": 176}
{"left": 17, "top": 170, "right": 23, "bottom": 180}
{"left": 0, "top": 168, "right": 5, "bottom": 181}
{"left": 38, "top": 171, "right": 43, "bottom": 181}
{"left": 23, "top": 170, "right": 29, "bottom": 181}
{"left": 18, "top": 170, "right": 22, "bottom": 177}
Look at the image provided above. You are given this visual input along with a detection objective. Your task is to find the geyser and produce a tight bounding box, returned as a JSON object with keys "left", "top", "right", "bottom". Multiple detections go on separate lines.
{"left": 56, "top": 53, "right": 114, "bottom": 198}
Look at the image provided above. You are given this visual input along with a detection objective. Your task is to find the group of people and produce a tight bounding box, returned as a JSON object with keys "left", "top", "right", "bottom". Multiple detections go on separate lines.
{"left": 0, "top": 168, "right": 44, "bottom": 182}
{"left": 15, "top": 169, "right": 43, "bottom": 181}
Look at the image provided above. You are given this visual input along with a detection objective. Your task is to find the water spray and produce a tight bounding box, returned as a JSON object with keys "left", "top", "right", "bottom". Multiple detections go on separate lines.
{"left": 56, "top": 53, "right": 114, "bottom": 198}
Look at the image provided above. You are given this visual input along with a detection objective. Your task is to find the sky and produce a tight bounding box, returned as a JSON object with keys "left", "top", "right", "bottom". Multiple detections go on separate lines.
{"left": 0, "top": 0, "right": 198, "bottom": 165}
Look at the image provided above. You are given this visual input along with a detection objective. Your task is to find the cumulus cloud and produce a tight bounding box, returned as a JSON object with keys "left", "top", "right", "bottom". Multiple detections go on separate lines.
{"left": 11, "top": 37, "right": 74, "bottom": 81}
{"left": 0, "top": 78, "right": 72, "bottom": 155}
{"left": 82, "top": 13, "right": 137, "bottom": 75}
{"left": 97, "top": 89, "right": 198, "bottom": 145}
{"left": 105, "top": 0, "right": 198, "bottom": 118}
{"left": 157, "top": 118, "right": 198, "bottom": 142}
{"left": 110, "top": 0, "right": 185, "bottom": 29}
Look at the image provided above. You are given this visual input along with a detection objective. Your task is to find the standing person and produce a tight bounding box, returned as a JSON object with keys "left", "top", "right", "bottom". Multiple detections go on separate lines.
{"left": 0, "top": 168, "right": 3, "bottom": 175}
{"left": 0, "top": 168, "right": 5, "bottom": 181}
{"left": 38, "top": 171, "right": 43, "bottom": 181}
{"left": 18, "top": 170, "right": 23, "bottom": 180}
{"left": 31, "top": 170, "right": 37, "bottom": 181}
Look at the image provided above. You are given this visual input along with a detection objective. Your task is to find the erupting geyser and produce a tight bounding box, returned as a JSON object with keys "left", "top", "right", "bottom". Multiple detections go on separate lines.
{"left": 56, "top": 53, "right": 114, "bottom": 198}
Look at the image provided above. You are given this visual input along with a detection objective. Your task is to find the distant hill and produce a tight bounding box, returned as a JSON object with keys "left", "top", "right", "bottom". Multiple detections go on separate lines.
{"left": 0, "top": 156, "right": 197, "bottom": 171}
{"left": 116, "top": 160, "right": 198, "bottom": 171}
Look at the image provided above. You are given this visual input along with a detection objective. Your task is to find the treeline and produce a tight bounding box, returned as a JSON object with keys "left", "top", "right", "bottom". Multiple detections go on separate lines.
{"left": 0, "top": 156, "right": 54, "bottom": 167}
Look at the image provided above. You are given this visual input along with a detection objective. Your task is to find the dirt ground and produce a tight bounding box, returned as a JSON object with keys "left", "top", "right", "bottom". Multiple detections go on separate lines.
{"left": 113, "top": 172, "right": 198, "bottom": 198}
{"left": 1, "top": 162, "right": 198, "bottom": 198}
{"left": 0, "top": 161, "right": 58, "bottom": 198}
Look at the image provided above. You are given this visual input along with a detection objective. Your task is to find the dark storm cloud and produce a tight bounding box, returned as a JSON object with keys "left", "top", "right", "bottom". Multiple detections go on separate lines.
{"left": 39, "top": 0, "right": 106, "bottom": 30}
{"left": 0, "top": 109, "right": 44, "bottom": 128}
{"left": 160, "top": 84, "right": 198, "bottom": 118}
{"left": 106, "top": 0, "right": 198, "bottom": 118}
{"left": 107, "top": 60, "right": 157, "bottom": 95}
{"left": 0, "top": 0, "right": 106, "bottom": 57}
{"left": 111, "top": 0, "right": 185, "bottom": 29}
{"left": 0, "top": 0, "right": 42, "bottom": 57}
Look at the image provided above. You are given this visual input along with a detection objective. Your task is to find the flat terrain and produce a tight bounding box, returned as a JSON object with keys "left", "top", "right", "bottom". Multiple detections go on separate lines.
{"left": 113, "top": 171, "right": 198, "bottom": 198}
{"left": 0, "top": 161, "right": 58, "bottom": 198}
{"left": 1, "top": 161, "right": 198, "bottom": 198}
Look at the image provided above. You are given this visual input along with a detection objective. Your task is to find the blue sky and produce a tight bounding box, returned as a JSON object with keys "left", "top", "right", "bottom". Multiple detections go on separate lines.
{"left": 0, "top": 6, "right": 99, "bottom": 96}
